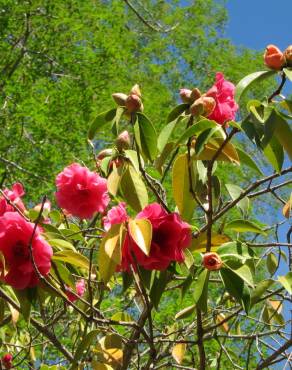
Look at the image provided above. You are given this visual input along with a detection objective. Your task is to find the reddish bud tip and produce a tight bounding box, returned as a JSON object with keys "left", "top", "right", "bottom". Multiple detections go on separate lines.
{"left": 179, "top": 88, "right": 192, "bottom": 103}
{"left": 284, "top": 45, "right": 292, "bottom": 67}
{"left": 203, "top": 252, "right": 222, "bottom": 271}
{"left": 264, "top": 44, "right": 285, "bottom": 70}
{"left": 190, "top": 88, "right": 201, "bottom": 102}
{"left": 130, "top": 84, "right": 142, "bottom": 98}
{"left": 97, "top": 149, "right": 113, "bottom": 160}
{"left": 2, "top": 354, "right": 13, "bottom": 369}
{"left": 190, "top": 96, "right": 216, "bottom": 117}
{"left": 125, "top": 94, "right": 143, "bottom": 113}
{"left": 115, "top": 130, "right": 131, "bottom": 151}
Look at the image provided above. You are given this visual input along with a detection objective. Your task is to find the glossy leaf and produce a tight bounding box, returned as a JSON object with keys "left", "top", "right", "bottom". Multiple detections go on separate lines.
{"left": 235, "top": 70, "right": 276, "bottom": 103}
{"left": 167, "top": 103, "right": 189, "bottom": 123}
{"left": 172, "top": 154, "right": 196, "bottom": 221}
{"left": 225, "top": 184, "right": 249, "bottom": 215}
{"left": 135, "top": 113, "right": 157, "bottom": 161}
{"left": 120, "top": 165, "right": 148, "bottom": 212}
{"left": 236, "top": 147, "right": 263, "bottom": 175}
{"left": 73, "top": 329, "right": 99, "bottom": 363}
{"left": 52, "top": 250, "right": 89, "bottom": 269}
{"left": 190, "top": 232, "right": 230, "bottom": 252}
{"left": 88, "top": 108, "right": 117, "bottom": 139}
{"left": 250, "top": 279, "right": 274, "bottom": 306}
{"left": 98, "top": 223, "right": 125, "bottom": 283}
{"left": 175, "top": 119, "right": 218, "bottom": 147}
{"left": 158, "top": 119, "right": 178, "bottom": 153}
{"left": 278, "top": 272, "right": 292, "bottom": 294}
{"left": 225, "top": 219, "right": 266, "bottom": 235}
{"left": 263, "top": 135, "right": 284, "bottom": 173}
{"left": 175, "top": 304, "right": 196, "bottom": 320}
{"left": 283, "top": 68, "right": 292, "bottom": 82}
{"left": 128, "top": 218, "right": 152, "bottom": 256}
{"left": 267, "top": 253, "right": 278, "bottom": 275}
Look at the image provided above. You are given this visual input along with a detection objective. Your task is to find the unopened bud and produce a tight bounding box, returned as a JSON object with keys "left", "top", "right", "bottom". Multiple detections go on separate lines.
{"left": 264, "top": 44, "right": 285, "bottom": 70}
{"left": 130, "top": 84, "right": 142, "bottom": 98}
{"left": 284, "top": 45, "right": 292, "bottom": 67}
{"left": 112, "top": 93, "right": 128, "bottom": 106}
{"left": 190, "top": 96, "right": 216, "bottom": 117}
{"left": 179, "top": 88, "right": 192, "bottom": 104}
{"left": 115, "top": 130, "right": 131, "bottom": 151}
{"left": 203, "top": 252, "right": 222, "bottom": 271}
{"left": 190, "top": 88, "right": 201, "bottom": 102}
{"left": 97, "top": 149, "right": 113, "bottom": 160}
{"left": 125, "top": 94, "right": 143, "bottom": 113}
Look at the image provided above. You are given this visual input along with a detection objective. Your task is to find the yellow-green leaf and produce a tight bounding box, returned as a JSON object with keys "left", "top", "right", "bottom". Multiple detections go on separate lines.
{"left": 172, "top": 343, "right": 186, "bottom": 365}
{"left": 52, "top": 250, "right": 89, "bottom": 270}
{"left": 128, "top": 219, "right": 152, "bottom": 256}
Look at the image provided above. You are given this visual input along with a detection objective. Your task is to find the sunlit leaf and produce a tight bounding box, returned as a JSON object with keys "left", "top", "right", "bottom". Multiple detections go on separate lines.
{"left": 172, "top": 342, "right": 186, "bottom": 364}
{"left": 128, "top": 218, "right": 152, "bottom": 256}
{"left": 52, "top": 250, "right": 89, "bottom": 269}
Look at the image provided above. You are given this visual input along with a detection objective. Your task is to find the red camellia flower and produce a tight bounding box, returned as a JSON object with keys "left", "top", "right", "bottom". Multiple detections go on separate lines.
{"left": 0, "top": 183, "right": 26, "bottom": 216}
{"left": 203, "top": 252, "right": 222, "bottom": 271}
{"left": 55, "top": 163, "right": 110, "bottom": 219}
{"left": 206, "top": 72, "right": 238, "bottom": 125}
{"left": 0, "top": 212, "right": 53, "bottom": 289}
{"left": 2, "top": 353, "right": 13, "bottom": 369}
{"left": 66, "top": 279, "right": 86, "bottom": 302}
{"left": 264, "top": 44, "right": 285, "bottom": 70}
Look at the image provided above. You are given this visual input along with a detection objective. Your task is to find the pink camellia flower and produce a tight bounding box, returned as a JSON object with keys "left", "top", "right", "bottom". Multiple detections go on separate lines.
{"left": 1, "top": 353, "right": 13, "bottom": 369}
{"left": 103, "top": 202, "right": 128, "bottom": 232}
{"left": 0, "top": 212, "right": 53, "bottom": 290}
{"left": 66, "top": 279, "right": 86, "bottom": 302}
{"left": 0, "top": 183, "right": 26, "bottom": 216}
{"left": 55, "top": 163, "right": 110, "bottom": 219}
{"left": 206, "top": 72, "right": 238, "bottom": 125}
{"left": 120, "top": 203, "right": 191, "bottom": 271}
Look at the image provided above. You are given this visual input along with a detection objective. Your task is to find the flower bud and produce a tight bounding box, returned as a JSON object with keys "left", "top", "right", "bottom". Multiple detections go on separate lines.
{"left": 125, "top": 94, "right": 143, "bottom": 113}
{"left": 130, "top": 84, "right": 142, "bottom": 98}
{"left": 190, "top": 96, "right": 216, "bottom": 117}
{"left": 283, "top": 45, "right": 292, "bottom": 67}
{"left": 203, "top": 252, "right": 222, "bottom": 271}
{"left": 109, "top": 157, "right": 123, "bottom": 169}
{"left": 190, "top": 88, "right": 201, "bottom": 102}
{"left": 115, "top": 130, "right": 131, "bottom": 151}
{"left": 179, "top": 88, "right": 192, "bottom": 103}
{"left": 97, "top": 149, "right": 113, "bottom": 160}
{"left": 264, "top": 44, "right": 285, "bottom": 70}
{"left": 2, "top": 354, "right": 13, "bottom": 369}
{"left": 112, "top": 93, "right": 128, "bottom": 106}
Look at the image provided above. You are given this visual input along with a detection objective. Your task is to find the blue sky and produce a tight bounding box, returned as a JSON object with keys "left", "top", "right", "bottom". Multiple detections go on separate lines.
{"left": 226, "top": 0, "right": 291, "bottom": 51}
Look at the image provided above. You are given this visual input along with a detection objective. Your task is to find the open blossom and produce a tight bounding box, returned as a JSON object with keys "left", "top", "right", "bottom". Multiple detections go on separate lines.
{"left": 66, "top": 279, "right": 86, "bottom": 302}
{"left": 103, "top": 202, "right": 128, "bottom": 232}
{"left": 0, "top": 183, "right": 26, "bottom": 216}
{"left": 1, "top": 354, "right": 13, "bottom": 369}
{"left": 206, "top": 72, "right": 238, "bottom": 125}
{"left": 203, "top": 252, "right": 222, "bottom": 271}
{"left": 0, "top": 212, "right": 52, "bottom": 289}
{"left": 55, "top": 163, "right": 110, "bottom": 219}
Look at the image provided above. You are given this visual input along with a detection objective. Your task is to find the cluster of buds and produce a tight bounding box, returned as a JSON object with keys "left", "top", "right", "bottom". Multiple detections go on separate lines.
{"left": 264, "top": 44, "right": 292, "bottom": 70}
{"left": 1, "top": 354, "right": 13, "bottom": 369}
{"left": 112, "top": 84, "right": 144, "bottom": 114}
{"left": 203, "top": 252, "right": 223, "bottom": 271}
{"left": 179, "top": 87, "right": 216, "bottom": 118}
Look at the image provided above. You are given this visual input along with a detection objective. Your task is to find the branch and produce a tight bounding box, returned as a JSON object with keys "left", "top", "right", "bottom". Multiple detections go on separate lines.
{"left": 256, "top": 338, "right": 292, "bottom": 369}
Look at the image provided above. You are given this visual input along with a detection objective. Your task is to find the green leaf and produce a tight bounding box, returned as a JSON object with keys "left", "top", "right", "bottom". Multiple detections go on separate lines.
{"left": 52, "top": 250, "right": 89, "bottom": 270}
{"left": 283, "top": 68, "right": 292, "bottom": 82}
{"left": 172, "top": 154, "right": 196, "bottom": 221}
{"left": 120, "top": 165, "right": 148, "bottom": 212}
{"left": 134, "top": 113, "right": 157, "bottom": 161}
{"left": 194, "top": 126, "right": 221, "bottom": 155}
{"left": 263, "top": 135, "right": 284, "bottom": 173}
{"left": 73, "top": 329, "right": 99, "bottom": 363}
{"left": 225, "top": 219, "right": 266, "bottom": 235}
{"left": 167, "top": 103, "right": 189, "bottom": 123}
{"left": 49, "top": 238, "right": 76, "bottom": 251}
{"left": 250, "top": 279, "right": 274, "bottom": 306}
{"left": 218, "top": 241, "right": 255, "bottom": 259}
{"left": 266, "top": 253, "right": 278, "bottom": 275}
{"left": 88, "top": 108, "right": 117, "bottom": 139}
{"left": 236, "top": 148, "right": 263, "bottom": 175}
{"left": 223, "top": 263, "right": 254, "bottom": 288}
{"left": 98, "top": 223, "right": 125, "bottom": 283}
{"left": 158, "top": 119, "right": 178, "bottom": 153}
{"left": 175, "top": 304, "right": 196, "bottom": 320}
{"left": 128, "top": 219, "right": 152, "bottom": 256}
{"left": 235, "top": 70, "right": 276, "bottom": 103}
{"left": 14, "top": 289, "right": 31, "bottom": 322}
{"left": 193, "top": 269, "right": 209, "bottom": 309}
{"left": 150, "top": 271, "right": 170, "bottom": 309}
{"left": 111, "top": 312, "right": 133, "bottom": 322}
{"left": 175, "top": 119, "right": 218, "bottom": 147}
{"left": 220, "top": 268, "right": 250, "bottom": 313}
{"left": 225, "top": 184, "right": 249, "bottom": 215}
{"left": 278, "top": 272, "right": 292, "bottom": 294}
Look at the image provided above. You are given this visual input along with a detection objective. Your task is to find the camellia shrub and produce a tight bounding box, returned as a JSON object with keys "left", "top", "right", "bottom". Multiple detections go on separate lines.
{"left": 0, "top": 45, "right": 291, "bottom": 370}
